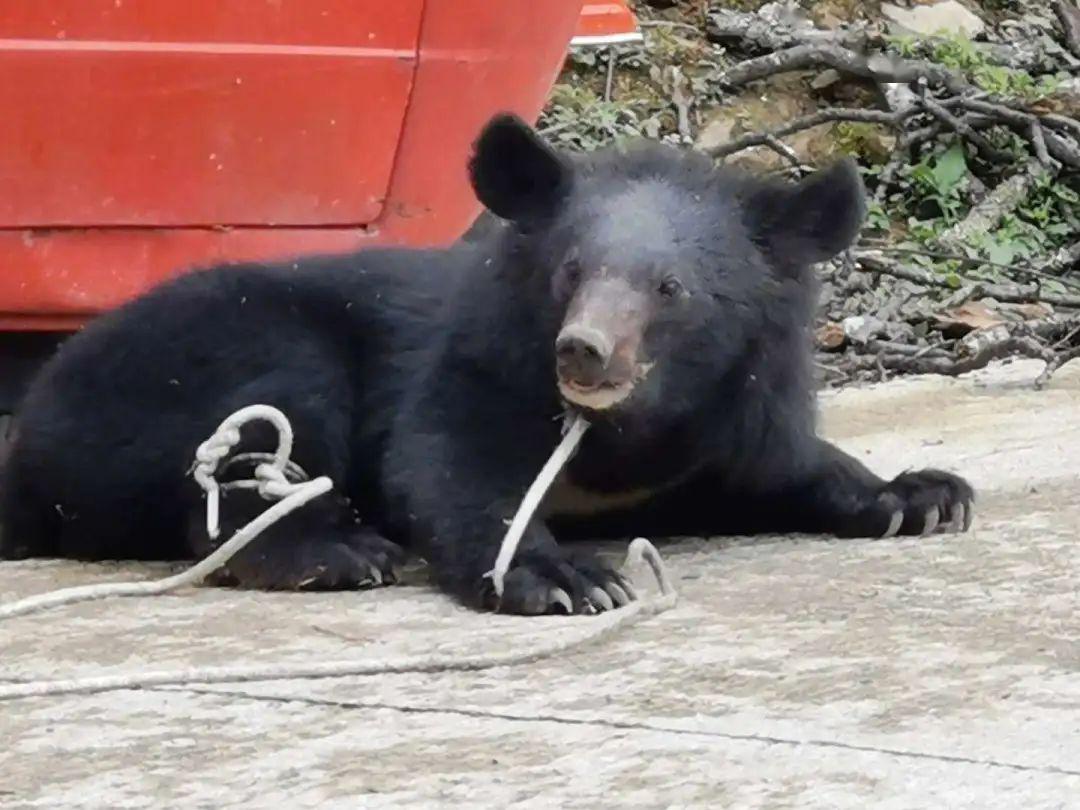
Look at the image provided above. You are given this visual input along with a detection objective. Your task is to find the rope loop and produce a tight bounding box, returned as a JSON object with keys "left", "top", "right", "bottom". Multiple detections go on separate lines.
{"left": 190, "top": 404, "right": 312, "bottom": 539}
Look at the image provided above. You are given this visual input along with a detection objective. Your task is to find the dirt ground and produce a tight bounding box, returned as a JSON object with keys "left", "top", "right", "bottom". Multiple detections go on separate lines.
{"left": 2, "top": 359, "right": 1079, "bottom": 809}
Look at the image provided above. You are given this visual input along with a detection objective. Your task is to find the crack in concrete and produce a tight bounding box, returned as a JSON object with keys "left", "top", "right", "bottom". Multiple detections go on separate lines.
{"left": 160, "top": 686, "right": 1080, "bottom": 779}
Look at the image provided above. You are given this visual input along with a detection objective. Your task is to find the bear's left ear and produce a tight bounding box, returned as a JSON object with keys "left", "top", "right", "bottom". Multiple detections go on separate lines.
{"left": 468, "top": 113, "right": 573, "bottom": 226}
{"left": 749, "top": 157, "right": 867, "bottom": 265}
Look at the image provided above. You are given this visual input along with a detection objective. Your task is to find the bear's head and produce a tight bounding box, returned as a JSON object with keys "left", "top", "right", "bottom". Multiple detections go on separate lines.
{"left": 468, "top": 113, "right": 866, "bottom": 421}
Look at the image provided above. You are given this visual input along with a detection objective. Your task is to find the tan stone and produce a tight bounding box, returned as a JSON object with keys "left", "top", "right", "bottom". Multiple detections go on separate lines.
{"left": 881, "top": 0, "right": 986, "bottom": 38}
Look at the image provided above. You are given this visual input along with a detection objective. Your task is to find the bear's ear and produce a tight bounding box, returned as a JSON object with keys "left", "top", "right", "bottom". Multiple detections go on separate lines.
{"left": 468, "top": 113, "right": 573, "bottom": 226}
{"left": 749, "top": 157, "right": 866, "bottom": 266}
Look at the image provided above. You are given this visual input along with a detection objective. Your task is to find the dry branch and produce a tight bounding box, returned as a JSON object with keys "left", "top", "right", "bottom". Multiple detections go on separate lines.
{"left": 937, "top": 160, "right": 1056, "bottom": 251}
{"left": 862, "top": 245, "right": 1080, "bottom": 290}
{"left": 1046, "top": 242, "right": 1080, "bottom": 274}
{"left": 706, "top": 107, "right": 909, "bottom": 159}
{"left": 854, "top": 251, "right": 1080, "bottom": 309}
{"left": 918, "top": 96, "right": 1012, "bottom": 163}
{"left": 875, "top": 331, "right": 1053, "bottom": 377}
{"left": 706, "top": 8, "right": 871, "bottom": 53}
{"left": 1053, "top": 1, "right": 1080, "bottom": 59}
{"left": 958, "top": 98, "right": 1080, "bottom": 167}
{"left": 717, "top": 44, "right": 971, "bottom": 94}
{"left": 696, "top": 2, "right": 1080, "bottom": 390}
{"left": 834, "top": 321, "right": 1080, "bottom": 388}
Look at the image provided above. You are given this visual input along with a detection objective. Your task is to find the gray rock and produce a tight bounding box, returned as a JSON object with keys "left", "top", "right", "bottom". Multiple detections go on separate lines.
{"left": 881, "top": 1, "right": 986, "bottom": 38}
{"left": 842, "top": 314, "right": 887, "bottom": 345}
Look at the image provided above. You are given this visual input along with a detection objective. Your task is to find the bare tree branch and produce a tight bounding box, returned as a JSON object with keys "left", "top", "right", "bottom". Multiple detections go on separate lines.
{"left": 1042, "top": 112, "right": 1080, "bottom": 139}
{"left": 717, "top": 44, "right": 971, "bottom": 94}
{"left": 1046, "top": 241, "right": 1080, "bottom": 274}
{"left": 760, "top": 134, "right": 810, "bottom": 169}
{"left": 874, "top": 334, "right": 1054, "bottom": 378}
{"left": 1036, "top": 344, "right": 1080, "bottom": 387}
{"left": 958, "top": 98, "right": 1080, "bottom": 167}
{"left": 854, "top": 251, "right": 1080, "bottom": 309}
{"left": 706, "top": 8, "right": 871, "bottom": 52}
{"left": 707, "top": 107, "right": 911, "bottom": 158}
{"left": 918, "top": 96, "right": 1013, "bottom": 163}
{"left": 937, "top": 160, "right": 1056, "bottom": 251}
{"left": 1053, "top": 0, "right": 1080, "bottom": 59}
{"left": 859, "top": 245, "right": 1080, "bottom": 290}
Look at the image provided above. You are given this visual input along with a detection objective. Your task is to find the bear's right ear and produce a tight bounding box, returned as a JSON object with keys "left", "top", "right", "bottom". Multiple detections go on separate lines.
{"left": 748, "top": 157, "right": 867, "bottom": 266}
{"left": 468, "top": 113, "right": 573, "bottom": 226}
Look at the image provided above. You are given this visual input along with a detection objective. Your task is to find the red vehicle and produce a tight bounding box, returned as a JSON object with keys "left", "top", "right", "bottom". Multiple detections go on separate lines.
{"left": 0, "top": 1, "right": 638, "bottom": 416}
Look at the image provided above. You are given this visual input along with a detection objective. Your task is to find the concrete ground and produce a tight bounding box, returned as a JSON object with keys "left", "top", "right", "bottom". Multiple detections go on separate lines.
{"left": 1, "top": 358, "right": 1078, "bottom": 809}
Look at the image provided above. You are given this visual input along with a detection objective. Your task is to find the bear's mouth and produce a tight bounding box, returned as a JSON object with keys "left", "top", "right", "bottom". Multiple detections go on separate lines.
{"left": 558, "top": 378, "right": 635, "bottom": 411}
{"left": 557, "top": 362, "right": 654, "bottom": 412}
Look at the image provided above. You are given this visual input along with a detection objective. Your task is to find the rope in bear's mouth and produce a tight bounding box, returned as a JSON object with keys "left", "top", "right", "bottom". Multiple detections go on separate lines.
{"left": 557, "top": 361, "right": 654, "bottom": 411}
{"left": 0, "top": 405, "right": 677, "bottom": 702}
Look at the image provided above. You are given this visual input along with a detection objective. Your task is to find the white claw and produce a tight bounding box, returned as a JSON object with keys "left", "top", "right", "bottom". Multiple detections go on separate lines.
{"left": 588, "top": 586, "right": 615, "bottom": 612}
{"left": 606, "top": 582, "right": 633, "bottom": 607}
{"left": 963, "top": 502, "right": 974, "bottom": 532}
{"left": 548, "top": 588, "right": 574, "bottom": 615}
{"left": 921, "top": 506, "right": 941, "bottom": 536}
{"left": 882, "top": 510, "right": 904, "bottom": 538}
{"left": 946, "top": 502, "right": 966, "bottom": 533}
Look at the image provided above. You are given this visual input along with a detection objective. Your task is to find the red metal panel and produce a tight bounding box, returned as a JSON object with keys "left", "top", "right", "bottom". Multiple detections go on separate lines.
{"left": 0, "top": 0, "right": 586, "bottom": 330}
{"left": 0, "top": 3, "right": 422, "bottom": 47}
{"left": 372, "top": 0, "right": 586, "bottom": 246}
{"left": 0, "top": 227, "right": 374, "bottom": 331}
{"left": 0, "top": 1, "right": 423, "bottom": 227}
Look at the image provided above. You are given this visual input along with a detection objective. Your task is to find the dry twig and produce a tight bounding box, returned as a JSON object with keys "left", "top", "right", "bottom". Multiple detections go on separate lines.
{"left": 862, "top": 245, "right": 1080, "bottom": 290}
{"left": 918, "top": 95, "right": 1013, "bottom": 163}
{"left": 717, "top": 43, "right": 971, "bottom": 94}
{"left": 958, "top": 98, "right": 1080, "bottom": 167}
{"left": 854, "top": 251, "right": 1080, "bottom": 309}
{"left": 707, "top": 107, "right": 910, "bottom": 159}
{"left": 706, "top": 8, "right": 871, "bottom": 52}
{"left": 1053, "top": 1, "right": 1080, "bottom": 59}
{"left": 937, "top": 159, "right": 1056, "bottom": 251}
{"left": 836, "top": 323, "right": 1080, "bottom": 389}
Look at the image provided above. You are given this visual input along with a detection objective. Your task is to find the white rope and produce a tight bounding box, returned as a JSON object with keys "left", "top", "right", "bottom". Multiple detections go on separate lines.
{"left": 0, "top": 406, "right": 677, "bottom": 701}
{"left": 0, "top": 405, "right": 332, "bottom": 621}
{"left": 191, "top": 404, "right": 312, "bottom": 541}
{"left": 0, "top": 539, "right": 675, "bottom": 701}
{"left": 484, "top": 413, "right": 590, "bottom": 598}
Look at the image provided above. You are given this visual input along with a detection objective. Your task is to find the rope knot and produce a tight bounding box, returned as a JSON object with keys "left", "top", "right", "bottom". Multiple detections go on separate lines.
{"left": 189, "top": 405, "right": 313, "bottom": 540}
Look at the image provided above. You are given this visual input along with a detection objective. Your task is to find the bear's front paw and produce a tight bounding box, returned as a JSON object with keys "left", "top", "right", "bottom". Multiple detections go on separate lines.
{"left": 482, "top": 549, "right": 637, "bottom": 616}
{"left": 872, "top": 469, "right": 974, "bottom": 538}
{"left": 219, "top": 528, "right": 407, "bottom": 591}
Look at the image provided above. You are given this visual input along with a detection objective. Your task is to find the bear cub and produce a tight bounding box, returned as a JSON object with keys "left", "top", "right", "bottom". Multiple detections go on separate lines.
{"left": 0, "top": 113, "right": 974, "bottom": 615}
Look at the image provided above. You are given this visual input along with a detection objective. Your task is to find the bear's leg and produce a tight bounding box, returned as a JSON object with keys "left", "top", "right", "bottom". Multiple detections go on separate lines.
{"left": 775, "top": 440, "right": 975, "bottom": 538}
{"left": 386, "top": 409, "right": 634, "bottom": 615}
{"left": 636, "top": 439, "right": 974, "bottom": 539}
{"left": 433, "top": 510, "right": 636, "bottom": 616}
{"left": 397, "top": 474, "right": 635, "bottom": 615}
{"left": 189, "top": 487, "right": 405, "bottom": 591}
{"left": 187, "top": 382, "right": 406, "bottom": 592}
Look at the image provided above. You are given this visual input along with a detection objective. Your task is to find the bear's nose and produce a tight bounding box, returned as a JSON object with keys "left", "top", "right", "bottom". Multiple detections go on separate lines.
{"left": 555, "top": 325, "right": 613, "bottom": 387}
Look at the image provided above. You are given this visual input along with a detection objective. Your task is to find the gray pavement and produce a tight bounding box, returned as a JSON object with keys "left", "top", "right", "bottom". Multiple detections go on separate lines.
{"left": 2, "top": 358, "right": 1079, "bottom": 809}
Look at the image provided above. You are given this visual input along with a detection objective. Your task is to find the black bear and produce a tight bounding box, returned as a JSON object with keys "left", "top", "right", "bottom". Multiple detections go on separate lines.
{"left": 0, "top": 113, "right": 973, "bottom": 615}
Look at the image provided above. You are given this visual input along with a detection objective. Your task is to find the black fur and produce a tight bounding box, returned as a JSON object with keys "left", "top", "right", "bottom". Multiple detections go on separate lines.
{"left": 0, "top": 113, "right": 973, "bottom": 614}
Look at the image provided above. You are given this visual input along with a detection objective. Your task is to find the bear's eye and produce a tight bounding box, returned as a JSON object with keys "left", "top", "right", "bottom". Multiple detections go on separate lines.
{"left": 552, "top": 255, "right": 585, "bottom": 300}
{"left": 562, "top": 258, "right": 583, "bottom": 286}
{"left": 657, "top": 276, "right": 684, "bottom": 299}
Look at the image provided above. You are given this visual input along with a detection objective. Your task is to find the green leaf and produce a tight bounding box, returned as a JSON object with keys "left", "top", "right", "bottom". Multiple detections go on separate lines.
{"left": 987, "top": 242, "right": 1015, "bottom": 265}
{"left": 932, "top": 144, "right": 967, "bottom": 193}
{"left": 910, "top": 163, "right": 935, "bottom": 190}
